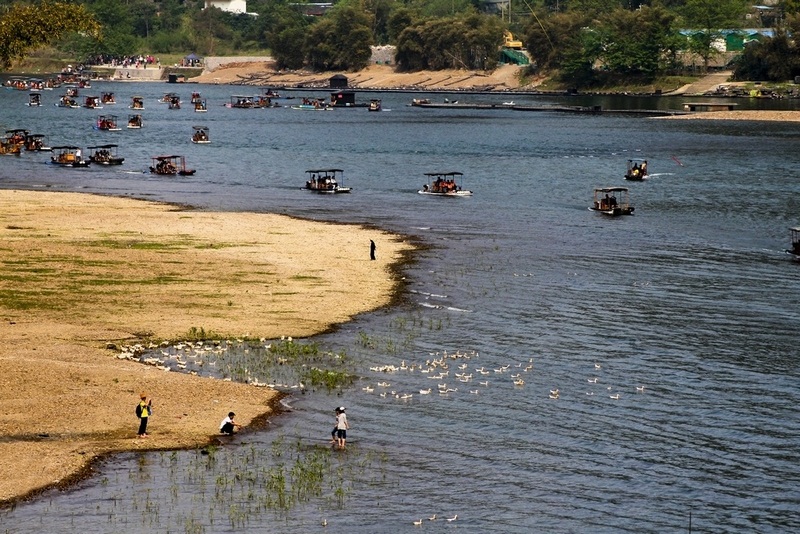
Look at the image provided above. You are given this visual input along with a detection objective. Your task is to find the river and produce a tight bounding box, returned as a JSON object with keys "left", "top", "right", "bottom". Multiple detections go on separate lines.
{"left": 1, "top": 80, "right": 799, "bottom": 533}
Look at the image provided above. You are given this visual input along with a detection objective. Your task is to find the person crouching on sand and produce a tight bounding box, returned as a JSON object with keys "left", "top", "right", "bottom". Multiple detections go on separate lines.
{"left": 220, "top": 412, "right": 243, "bottom": 435}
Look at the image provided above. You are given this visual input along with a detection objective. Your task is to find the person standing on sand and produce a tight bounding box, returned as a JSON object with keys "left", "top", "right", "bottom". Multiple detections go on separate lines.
{"left": 136, "top": 394, "right": 152, "bottom": 438}
{"left": 370, "top": 240, "right": 376, "bottom": 261}
{"left": 335, "top": 406, "right": 349, "bottom": 449}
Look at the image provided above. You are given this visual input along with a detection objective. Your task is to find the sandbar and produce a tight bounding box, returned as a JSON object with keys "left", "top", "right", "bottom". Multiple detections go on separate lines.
{"left": 0, "top": 189, "right": 414, "bottom": 504}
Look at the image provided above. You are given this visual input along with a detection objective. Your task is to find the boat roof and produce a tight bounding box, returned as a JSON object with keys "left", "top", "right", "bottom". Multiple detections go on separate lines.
{"left": 193, "top": 125, "right": 209, "bottom": 130}
{"left": 52, "top": 145, "right": 80, "bottom": 150}
{"left": 424, "top": 172, "right": 464, "bottom": 177}
{"left": 153, "top": 155, "right": 183, "bottom": 160}
{"left": 595, "top": 186, "right": 629, "bottom": 193}
{"left": 791, "top": 226, "right": 800, "bottom": 232}
{"left": 88, "top": 144, "right": 118, "bottom": 149}
{"left": 306, "top": 169, "right": 344, "bottom": 173}
{"left": 99, "top": 114, "right": 118, "bottom": 118}
{"left": 627, "top": 158, "right": 647, "bottom": 163}
{"left": 6, "top": 129, "right": 29, "bottom": 134}
{"left": 28, "top": 134, "right": 46, "bottom": 138}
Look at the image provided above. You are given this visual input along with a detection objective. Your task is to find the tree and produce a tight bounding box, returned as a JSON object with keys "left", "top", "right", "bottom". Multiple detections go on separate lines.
{"left": 304, "top": 3, "right": 374, "bottom": 71}
{"left": 732, "top": 27, "right": 800, "bottom": 81}
{"left": 395, "top": 14, "right": 503, "bottom": 71}
{"left": 597, "top": 4, "right": 681, "bottom": 78}
{"left": 679, "top": 0, "right": 748, "bottom": 71}
{"left": 0, "top": 0, "right": 100, "bottom": 69}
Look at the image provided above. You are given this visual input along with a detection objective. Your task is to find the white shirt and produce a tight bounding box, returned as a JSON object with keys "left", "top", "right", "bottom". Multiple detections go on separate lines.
{"left": 220, "top": 415, "right": 233, "bottom": 430}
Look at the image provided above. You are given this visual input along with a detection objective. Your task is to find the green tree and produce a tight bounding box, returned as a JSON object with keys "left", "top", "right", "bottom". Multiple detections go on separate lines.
{"left": 679, "top": 0, "right": 748, "bottom": 71}
{"left": 732, "top": 27, "right": 800, "bottom": 81}
{"left": 305, "top": 3, "right": 374, "bottom": 71}
{"left": 395, "top": 14, "right": 502, "bottom": 71}
{"left": 524, "top": 10, "right": 591, "bottom": 71}
{"left": 597, "top": 4, "right": 681, "bottom": 78}
{"left": 0, "top": 0, "right": 100, "bottom": 69}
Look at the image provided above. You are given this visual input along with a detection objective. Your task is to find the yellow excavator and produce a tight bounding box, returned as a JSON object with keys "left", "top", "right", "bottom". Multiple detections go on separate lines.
{"left": 503, "top": 30, "right": 523, "bottom": 50}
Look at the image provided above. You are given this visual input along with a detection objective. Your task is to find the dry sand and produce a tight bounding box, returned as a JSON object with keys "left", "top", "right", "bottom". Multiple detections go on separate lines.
{"left": 0, "top": 190, "right": 414, "bottom": 504}
{"left": 191, "top": 62, "right": 535, "bottom": 91}
{"left": 657, "top": 110, "right": 800, "bottom": 122}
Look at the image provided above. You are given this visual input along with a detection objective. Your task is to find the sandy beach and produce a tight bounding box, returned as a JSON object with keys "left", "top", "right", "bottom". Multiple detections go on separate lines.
{"left": 0, "top": 190, "right": 413, "bottom": 504}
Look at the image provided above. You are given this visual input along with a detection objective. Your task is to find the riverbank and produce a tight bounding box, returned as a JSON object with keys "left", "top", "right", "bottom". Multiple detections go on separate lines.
{"left": 0, "top": 190, "right": 414, "bottom": 504}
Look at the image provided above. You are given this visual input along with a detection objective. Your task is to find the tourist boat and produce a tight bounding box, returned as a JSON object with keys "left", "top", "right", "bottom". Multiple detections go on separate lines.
{"left": 411, "top": 98, "right": 432, "bottom": 106}
{"left": 101, "top": 92, "right": 116, "bottom": 105}
{"left": 56, "top": 95, "right": 79, "bottom": 108}
{"left": 24, "top": 134, "right": 51, "bottom": 152}
{"left": 368, "top": 99, "right": 382, "bottom": 112}
{"left": 127, "top": 114, "right": 143, "bottom": 129}
{"left": 65, "top": 86, "right": 79, "bottom": 98}
{"left": 168, "top": 94, "right": 181, "bottom": 109}
{"left": 27, "top": 93, "right": 42, "bottom": 107}
{"left": 159, "top": 92, "right": 179, "bottom": 104}
{"left": 191, "top": 126, "right": 210, "bottom": 144}
{"left": 228, "top": 95, "right": 266, "bottom": 109}
{"left": 418, "top": 172, "right": 473, "bottom": 196}
{"left": 291, "top": 98, "right": 332, "bottom": 111}
{"left": 50, "top": 146, "right": 90, "bottom": 167}
{"left": 95, "top": 114, "right": 121, "bottom": 131}
{"left": 5, "top": 129, "right": 29, "bottom": 147}
{"left": 787, "top": 227, "right": 800, "bottom": 259}
{"left": 88, "top": 144, "right": 125, "bottom": 165}
{"left": 190, "top": 91, "right": 202, "bottom": 104}
{"left": 0, "top": 137, "right": 22, "bottom": 155}
{"left": 590, "top": 187, "right": 634, "bottom": 216}
{"left": 624, "top": 159, "right": 648, "bottom": 181}
{"left": 130, "top": 96, "right": 144, "bottom": 110}
{"left": 194, "top": 98, "right": 208, "bottom": 112}
{"left": 305, "top": 169, "right": 351, "bottom": 193}
{"left": 264, "top": 88, "right": 281, "bottom": 98}
{"left": 150, "top": 155, "right": 196, "bottom": 176}
{"left": 83, "top": 95, "right": 102, "bottom": 109}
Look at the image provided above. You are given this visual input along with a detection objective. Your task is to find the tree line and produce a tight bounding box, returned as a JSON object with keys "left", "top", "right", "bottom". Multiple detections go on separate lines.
{"left": 2, "top": 0, "right": 800, "bottom": 85}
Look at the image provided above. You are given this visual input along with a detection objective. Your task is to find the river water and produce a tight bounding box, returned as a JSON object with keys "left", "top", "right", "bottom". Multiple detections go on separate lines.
{"left": 1, "top": 81, "right": 799, "bottom": 533}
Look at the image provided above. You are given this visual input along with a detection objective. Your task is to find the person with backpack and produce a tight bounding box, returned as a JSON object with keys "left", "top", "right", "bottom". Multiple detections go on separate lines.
{"left": 136, "top": 393, "right": 152, "bottom": 438}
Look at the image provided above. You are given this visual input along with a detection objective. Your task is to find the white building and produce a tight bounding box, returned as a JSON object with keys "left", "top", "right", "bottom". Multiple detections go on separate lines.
{"left": 204, "top": 1, "right": 256, "bottom": 16}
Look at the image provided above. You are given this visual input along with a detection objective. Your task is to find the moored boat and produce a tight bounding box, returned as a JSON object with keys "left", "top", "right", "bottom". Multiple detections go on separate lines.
{"left": 418, "top": 172, "right": 473, "bottom": 196}
{"left": 624, "top": 159, "right": 648, "bottom": 181}
{"left": 590, "top": 186, "right": 634, "bottom": 216}
{"left": 88, "top": 144, "right": 124, "bottom": 165}
{"left": 305, "top": 169, "right": 351, "bottom": 193}
{"left": 150, "top": 155, "right": 195, "bottom": 176}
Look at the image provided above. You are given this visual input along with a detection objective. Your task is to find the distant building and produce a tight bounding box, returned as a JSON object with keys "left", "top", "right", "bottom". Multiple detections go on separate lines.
{"left": 204, "top": 1, "right": 257, "bottom": 16}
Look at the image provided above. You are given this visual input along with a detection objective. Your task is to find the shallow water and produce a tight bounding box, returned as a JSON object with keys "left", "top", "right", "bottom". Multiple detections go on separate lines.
{"left": 1, "top": 81, "right": 800, "bottom": 533}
